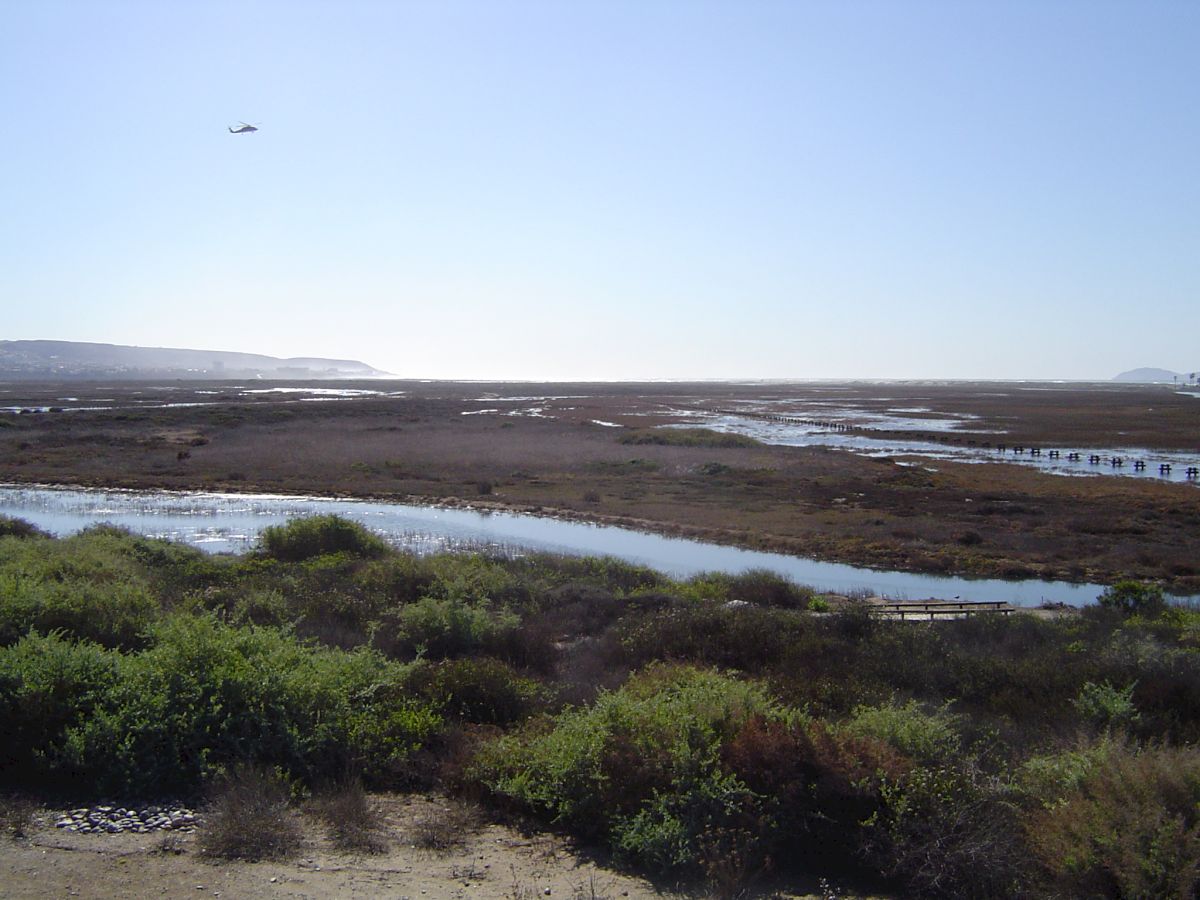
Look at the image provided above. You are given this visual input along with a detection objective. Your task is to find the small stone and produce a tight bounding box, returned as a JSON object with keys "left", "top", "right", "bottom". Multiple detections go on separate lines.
{"left": 269, "top": 877, "right": 277, "bottom": 883}
{"left": 544, "top": 891, "right": 552, "bottom": 896}
{"left": 55, "top": 818, "right": 72, "bottom": 828}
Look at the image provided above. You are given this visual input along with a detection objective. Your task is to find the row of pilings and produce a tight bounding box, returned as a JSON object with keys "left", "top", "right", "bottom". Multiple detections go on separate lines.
{"left": 704, "top": 408, "right": 1199, "bottom": 479}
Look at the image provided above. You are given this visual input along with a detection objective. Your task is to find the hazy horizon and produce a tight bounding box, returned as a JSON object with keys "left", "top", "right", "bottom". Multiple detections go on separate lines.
{"left": 3, "top": 1, "right": 1197, "bottom": 381}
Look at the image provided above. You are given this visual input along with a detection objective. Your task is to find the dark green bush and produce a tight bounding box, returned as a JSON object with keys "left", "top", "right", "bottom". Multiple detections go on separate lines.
{"left": 868, "top": 761, "right": 1034, "bottom": 897}
{"left": 66, "top": 614, "right": 439, "bottom": 794}
{"left": 0, "top": 517, "right": 49, "bottom": 539}
{"left": 1098, "top": 580, "right": 1167, "bottom": 617}
{"left": 682, "top": 568, "right": 814, "bottom": 609}
{"left": 257, "top": 515, "right": 389, "bottom": 562}
{"left": 615, "top": 602, "right": 810, "bottom": 672}
{"left": 0, "top": 530, "right": 161, "bottom": 648}
{"left": 381, "top": 595, "right": 516, "bottom": 660}
{"left": 404, "top": 657, "right": 544, "bottom": 725}
{"left": 473, "top": 665, "right": 785, "bottom": 874}
{"left": 720, "top": 713, "right": 909, "bottom": 869}
{"left": 845, "top": 699, "right": 962, "bottom": 764}
{"left": 0, "top": 632, "right": 120, "bottom": 791}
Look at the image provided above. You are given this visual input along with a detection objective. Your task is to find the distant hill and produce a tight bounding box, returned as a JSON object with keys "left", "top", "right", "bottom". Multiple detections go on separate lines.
{"left": 0, "top": 340, "right": 390, "bottom": 380}
{"left": 1113, "top": 367, "right": 1188, "bottom": 384}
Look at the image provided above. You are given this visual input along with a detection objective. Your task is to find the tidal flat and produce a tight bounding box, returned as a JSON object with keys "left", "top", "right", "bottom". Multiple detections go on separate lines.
{"left": 1, "top": 378, "right": 1198, "bottom": 592}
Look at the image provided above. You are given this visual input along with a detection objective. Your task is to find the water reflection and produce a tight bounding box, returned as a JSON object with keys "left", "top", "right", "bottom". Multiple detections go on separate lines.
{"left": 687, "top": 416, "right": 1200, "bottom": 486}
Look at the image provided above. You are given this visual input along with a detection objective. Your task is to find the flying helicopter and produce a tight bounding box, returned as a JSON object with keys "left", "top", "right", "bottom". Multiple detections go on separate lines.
{"left": 228, "top": 122, "right": 259, "bottom": 134}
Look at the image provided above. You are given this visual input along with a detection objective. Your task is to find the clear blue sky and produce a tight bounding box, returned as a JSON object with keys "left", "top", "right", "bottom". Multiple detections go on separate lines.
{"left": 3, "top": 1, "right": 1197, "bottom": 380}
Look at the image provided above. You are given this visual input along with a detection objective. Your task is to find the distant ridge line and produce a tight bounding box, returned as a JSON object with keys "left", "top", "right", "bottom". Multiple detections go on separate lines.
{"left": 0, "top": 339, "right": 391, "bottom": 381}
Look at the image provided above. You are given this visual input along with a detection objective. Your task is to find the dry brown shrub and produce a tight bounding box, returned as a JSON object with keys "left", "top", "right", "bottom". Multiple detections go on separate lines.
{"left": 198, "top": 765, "right": 302, "bottom": 861}
{"left": 309, "top": 778, "right": 388, "bottom": 854}
{"left": 0, "top": 793, "right": 37, "bottom": 840}
{"left": 408, "top": 798, "right": 481, "bottom": 852}
{"left": 1029, "top": 743, "right": 1200, "bottom": 898}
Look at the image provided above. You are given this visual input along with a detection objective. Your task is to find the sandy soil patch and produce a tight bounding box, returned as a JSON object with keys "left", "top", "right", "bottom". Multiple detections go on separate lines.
{"left": 2, "top": 795, "right": 675, "bottom": 900}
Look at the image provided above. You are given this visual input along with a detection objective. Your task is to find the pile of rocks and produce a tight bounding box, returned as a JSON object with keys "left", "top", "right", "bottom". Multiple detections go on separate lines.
{"left": 54, "top": 804, "right": 198, "bottom": 834}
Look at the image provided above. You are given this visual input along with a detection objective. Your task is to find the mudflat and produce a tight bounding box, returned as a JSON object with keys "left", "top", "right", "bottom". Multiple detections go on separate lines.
{"left": 2, "top": 379, "right": 1197, "bottom": 592}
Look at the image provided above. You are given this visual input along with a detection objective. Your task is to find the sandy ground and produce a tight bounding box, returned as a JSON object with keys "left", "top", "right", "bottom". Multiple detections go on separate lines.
{"left": 1, "top": 795, "right": 669, "bottom": 900}
{"left": 0, "top": 795, "right": 857, "bottom": 900}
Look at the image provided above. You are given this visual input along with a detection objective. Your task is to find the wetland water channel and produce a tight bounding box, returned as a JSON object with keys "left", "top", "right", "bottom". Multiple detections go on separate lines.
{"left": 0, "top": 484, "right": 1131, "bottom": 608}
{"left": 687, "top": 414, "right": 1200, "bottom": 485}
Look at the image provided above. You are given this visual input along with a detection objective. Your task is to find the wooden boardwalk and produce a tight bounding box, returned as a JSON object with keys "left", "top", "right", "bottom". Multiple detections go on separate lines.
{"left": 701, "top": 406, "right": 1199, "bottom": 478}
{"left": 869, "top": 598, "right": 1016, "bottom": 620}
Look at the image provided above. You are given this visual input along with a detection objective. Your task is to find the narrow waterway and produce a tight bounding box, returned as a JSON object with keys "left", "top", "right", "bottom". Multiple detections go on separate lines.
{"left": 683, "top": 415, "right": 1200, "bottom": 485}
{"left": 0, "top": 484, "right": 1139, "bottom": 607}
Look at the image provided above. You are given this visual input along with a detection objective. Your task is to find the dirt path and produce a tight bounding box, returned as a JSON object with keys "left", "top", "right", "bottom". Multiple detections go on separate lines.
{"left": 1, "top": 795, "right": 857, "bottom": 900}
{"left": 2, "top": 795, "right": 669, "bottom": 899}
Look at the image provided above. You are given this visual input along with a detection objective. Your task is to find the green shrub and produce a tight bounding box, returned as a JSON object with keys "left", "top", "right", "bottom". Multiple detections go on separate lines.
{"left": 1015, "top": 739, "right": 1115, "bottom": 810}
{"left": 680, "top": 569, "right": 813, "bottom": 609}
{"left": 68, "top": 614, "right": 438, "bottom": 793}
{"left": 257, "top": 515, "right": 389, "bottom": 562}
{"left": 517, "top": 553, "right": 666, "bottom": 596}
{"left": 425, "top": 554, "right": 525, "bottom": 605}
{"left": 353, "top": 554, "right": 437, "bottom": 606}
{"left": 0, "top": 530, "right": 161, "bottom": 648}
{"left": 387, "top": 595, "right": 515, "bottom": 660}
{"left": 0, "top": 517, "right": 49, "bottom": 539}
{"left": 1029, "top": 743, "right": 1200, "bottom": 898}
{"left": 1098, "top": 580, "right": 1166, "bottom": 617}
{"left": 615, "top": 602, "right": 811, "bottom": 673}
{"left": 404, "top": 657, "right": 544, "bottom": 725}
{"left": 846, "top": 699, "right": 962, "bottom": 764}
{"left": 869, "top": 761, "right": 1033, "bottom": 897}
{"left": 473, "top": 665, "right": 783, "bottom": 874}
{"left": 0, "top": 632, "right": 120, "bottom": 790}
{"left": 1074, "top": 680, "right": 1140, "bottom": 731}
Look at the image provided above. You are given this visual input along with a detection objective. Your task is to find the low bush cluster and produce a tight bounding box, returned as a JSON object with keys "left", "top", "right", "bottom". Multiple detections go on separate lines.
{"left": 2, "top": 516, "right": 1198, "bottom": 897}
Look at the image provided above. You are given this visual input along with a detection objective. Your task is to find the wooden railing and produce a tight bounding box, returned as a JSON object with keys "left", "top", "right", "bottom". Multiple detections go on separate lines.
{"left": 871, "top": 599, "right": 1015, "bottom": 620}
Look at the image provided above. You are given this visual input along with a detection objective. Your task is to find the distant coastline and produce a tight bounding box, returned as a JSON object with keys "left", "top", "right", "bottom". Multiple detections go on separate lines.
{"left": 0, "top": 339, "right": 390, "bottom": 381}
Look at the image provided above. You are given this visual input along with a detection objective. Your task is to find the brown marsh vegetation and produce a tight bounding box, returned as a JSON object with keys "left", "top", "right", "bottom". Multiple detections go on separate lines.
{"left": 2, "top": 379, "right": 1197, "bottom": 592}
